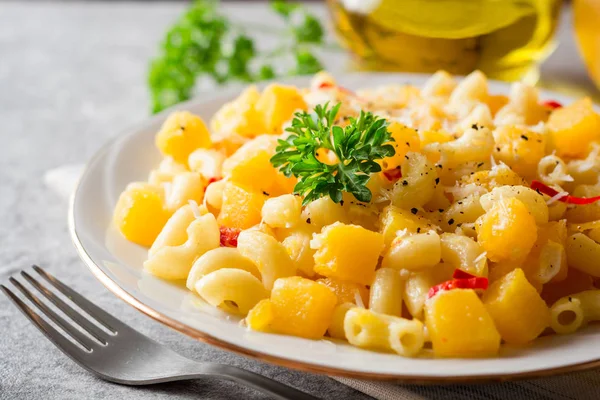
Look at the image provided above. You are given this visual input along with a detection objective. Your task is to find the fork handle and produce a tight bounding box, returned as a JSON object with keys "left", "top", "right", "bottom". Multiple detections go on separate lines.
{"left": 205, "top": 363, "right": 320, "bottom": 400}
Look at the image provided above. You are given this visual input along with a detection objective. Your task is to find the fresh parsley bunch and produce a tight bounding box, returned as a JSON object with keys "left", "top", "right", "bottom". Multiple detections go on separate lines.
{"left": 271, "top": 103, "right": 396, "bottom": 205}
{"left": 149, "top": 0, "right": 328, "bottom": 113}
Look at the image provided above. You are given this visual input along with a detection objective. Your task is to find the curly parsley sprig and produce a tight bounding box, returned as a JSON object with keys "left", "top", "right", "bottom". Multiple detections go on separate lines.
{"left": 149, "top": 0, "right": 330, "bottom": 113}
{"left": 270, "top": 103, "right": 396, "bottom": 205}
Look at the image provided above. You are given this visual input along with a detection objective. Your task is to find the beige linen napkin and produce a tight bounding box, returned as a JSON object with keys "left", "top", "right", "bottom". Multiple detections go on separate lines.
{"left": 47, "top": 164, "right": 600, "bottom": 400}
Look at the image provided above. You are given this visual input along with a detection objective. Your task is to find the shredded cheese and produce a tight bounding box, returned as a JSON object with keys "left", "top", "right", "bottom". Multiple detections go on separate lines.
{"left": 473, "top": 251, "right": 487, "bottom": 265}
{"left": 546, "top": 191, "right": 568, "bottom": 205}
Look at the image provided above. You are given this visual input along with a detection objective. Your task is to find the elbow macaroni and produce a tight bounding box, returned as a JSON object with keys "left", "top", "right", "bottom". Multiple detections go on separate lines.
{"left": 344, "top": 307, "right": 424, "bottom": 357}
{"left": 195, "top": 268, "right": 268, "bottom": 315}
{"left": 550, "top": 290, "right": 600, "bottom": 334}
{"left": 144, "top": 213, "right": 220, "bottom": 280}
{"left": 113, "top": 70, "right": 600, "bottom": 359}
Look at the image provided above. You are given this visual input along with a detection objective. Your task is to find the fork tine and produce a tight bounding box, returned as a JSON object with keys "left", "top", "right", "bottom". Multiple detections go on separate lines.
{"left": 33, "top": 266, "right": 120, "bottom": 334}
{"left": 21, "top": 271, "right": 109, "bottom": 345}
{"left": 1, "top": 284, "right": 95, "bottom": 358}
{"left": 9, "top": 278, "right": 97, "bottom": 352}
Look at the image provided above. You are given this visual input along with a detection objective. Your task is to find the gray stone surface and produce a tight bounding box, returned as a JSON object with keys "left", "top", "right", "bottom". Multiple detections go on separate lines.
{"left": 0, "top": 2, "right": 369, "bottom": 399}
{"left": 0, "top": 2, "right": 596, "bottom": 400}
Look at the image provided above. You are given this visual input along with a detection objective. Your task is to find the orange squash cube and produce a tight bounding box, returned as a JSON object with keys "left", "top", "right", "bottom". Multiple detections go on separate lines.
{"left": 379, "top": 122, "right": 420, "bottom": 170}
{"left": 419, "top": 129, "right": 453, "bottom": 147}
{"left": 255, "top": 84, "right": 307, "bottom": 134}
{"left": 246, "top": 299, "right": 275, "bottom": 332}
{"left": 486, "top": 94, "right": 509, "bottom": 116}
{"left": 228, "top": 150, "right": 279, "bottom": 193}
{"left": 269, "top": 277, "right": 337, "bottom": 339}
{"left": 313, "top": 223, "right": 384, "bottom": 285}
{"left": 210, "top": 86, "right": 266, "bottom": 138}
{"left": 475, "top": 197, "right": 537, "bottom": 263}
{"left": 483, "top": 269, "right": 550, "bottom": 344}
{"left": 492, "top": 125, "right": 545, "bottom": 178}
{"left": 548, "top": 97, "right": 600, "bottom": 158}
{"left": 113, "top": 184, "right": 169, "bottom": 247}
{"left": 218, "top": 182, "right": 267, "bottom": 229}
{"left": 155, "top": 111, "right": 212, "bottom": 165}
{"left": 425, "top": 289, "right": 501, "bottom": 357}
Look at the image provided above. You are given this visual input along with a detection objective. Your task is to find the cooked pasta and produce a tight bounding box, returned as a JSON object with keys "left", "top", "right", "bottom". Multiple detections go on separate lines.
{"left": 195, "top": 268, "right": 268, "bottom": 315}
{"left": 550, "top": 290, "right": 600, "bottom": 334}
{"left": 344, "top": 308, "right": 425, "bottom": 356}
{"left": 112, "top": 70, "right": 600, "bottom": 359}
{"left": 369, "top": 268, "right": 403, "bottom": 317}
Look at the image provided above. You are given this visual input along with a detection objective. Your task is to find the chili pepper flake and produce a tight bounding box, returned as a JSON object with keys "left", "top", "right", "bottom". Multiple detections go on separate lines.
{"left": 531, "top": 180, "right": 600, "bottom": 205}
{"left": 220, "top": 226, "right": 241, "bottom": 247}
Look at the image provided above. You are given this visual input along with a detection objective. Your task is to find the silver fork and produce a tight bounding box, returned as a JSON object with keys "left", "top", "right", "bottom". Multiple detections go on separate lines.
{"left": 1, "top": 266, "right": 319, "bottom": 400}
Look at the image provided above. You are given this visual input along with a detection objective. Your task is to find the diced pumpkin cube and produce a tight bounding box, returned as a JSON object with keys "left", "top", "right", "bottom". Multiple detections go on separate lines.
{"left": 548, "top": 97, "right": 600, "bottom": 158}
{"left": 221, "top": 135, "right": 280, "bottom": 192}
{"left": 113, "top": 183, "right": 169, "bottom": 247}
{"left": 486, "top": 94, "right": 509, "bottom": 116}
{"left": 419, "top": 129, "right": 453, "bottom": 147}
{"left": 255, "top": 84, "right": 307, "bottom": 134}
{"left": 246, "top": 299, "right": 275, "bottom": 331}
{"left": 379, "top": 205, "right": 436, "bottom": 249}
{"left": 229, "top": 150, "right": 279, "bottom": 192}
{"left": 317, "top": 277, "right": 369, "bottom": 306}
{"left": 268, "top": 277, "right": 337, "bottom": 339}
{"left": 483, "top": 269, "right": 550, "bottom": 344}
{"left": 210, "top": 86, "right": 266, "bottom": 138}
{"left": 313, "top": 223, "right": 384, "bottom": 285}
{"left": 425, "top": 289, "right": 501, "bottom": 357}
{"left": 379, "top": 122, "right": 420, "bottom": 171}
{"left": 155, "top": 111, "right": 211, "bottom": 165}
{"left": 218, "top": 182, "right": 268, "bottom": 229}
{"left": 492, "top": 125, "right": 545, "bottom": 178}
{"left": 476, "top": 197, "right": 537, "bottom": 263}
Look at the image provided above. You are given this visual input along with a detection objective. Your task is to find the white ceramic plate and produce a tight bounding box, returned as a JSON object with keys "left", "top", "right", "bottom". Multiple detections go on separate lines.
{"left": 70, "top": 73, "right": 600, "bottom": 382}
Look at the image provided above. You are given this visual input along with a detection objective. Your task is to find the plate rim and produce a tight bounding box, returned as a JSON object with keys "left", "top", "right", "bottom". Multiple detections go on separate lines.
{"left": 69, "top": 72, "right": 600, "bottom": 383}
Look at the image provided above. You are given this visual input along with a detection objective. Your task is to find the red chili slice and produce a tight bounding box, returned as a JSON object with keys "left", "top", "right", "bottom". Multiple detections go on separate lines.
{"left": 219, "top": 226, "right": 241, "bottom": 248}
{"left": 541, "top": 100, "right": 563, "bottom": 109}
{"left": 452, "top": 269, "right": 477, "bottom": 280}
{"left": 531, "top": 180, "right": 600, "bottom": 205}
{"left": 427, "top": 276, "right": 489, "bottom": 299}
{"left": 383, "top": 168, "right": 402, "bottom": 182}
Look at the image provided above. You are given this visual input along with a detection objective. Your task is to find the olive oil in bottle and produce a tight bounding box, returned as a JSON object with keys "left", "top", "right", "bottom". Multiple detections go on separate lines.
{"left": 327, "top": 0, "right": 563, "bottom": 82}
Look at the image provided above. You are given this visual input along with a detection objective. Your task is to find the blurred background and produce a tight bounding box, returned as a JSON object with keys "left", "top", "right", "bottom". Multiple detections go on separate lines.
{"left": 2, "top": 0, "right": 599, "bottom": 118}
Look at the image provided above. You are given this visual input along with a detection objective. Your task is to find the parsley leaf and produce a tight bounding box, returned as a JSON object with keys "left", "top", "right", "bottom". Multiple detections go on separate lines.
{"left": 148, "top": 0, "right": 331, "bottom": 114}
{"left": 293, "top": 14, "right": 324, "bottom": 43}
{"left": 292, "top": 49, "right": 324, "bottom": 75}
{"left": 270, "top": 0, "right": 298, "bottom": 18}
{"left": 271, "top": 103, "right": 396, "bottom": 205}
